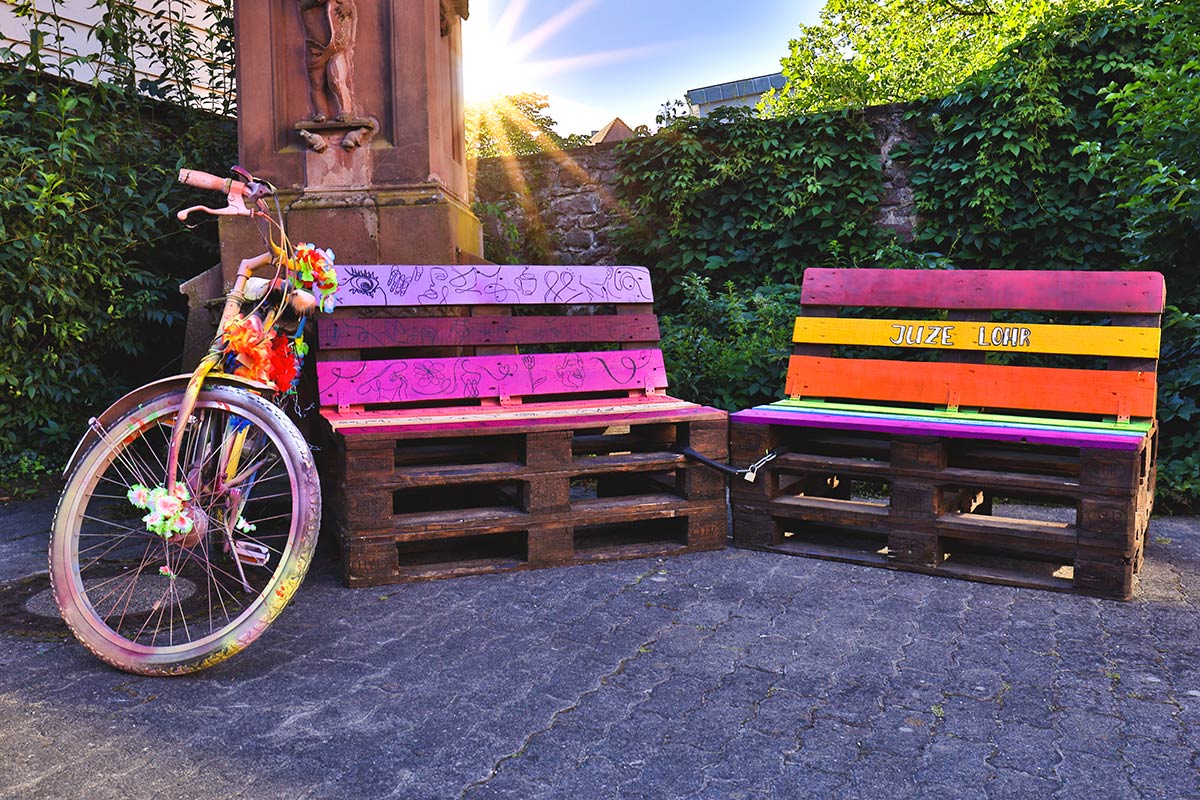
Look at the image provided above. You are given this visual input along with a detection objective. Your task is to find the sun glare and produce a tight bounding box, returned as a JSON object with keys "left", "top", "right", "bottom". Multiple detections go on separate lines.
{"left": 462, "top": 0, "right": 662, "bottom": 155}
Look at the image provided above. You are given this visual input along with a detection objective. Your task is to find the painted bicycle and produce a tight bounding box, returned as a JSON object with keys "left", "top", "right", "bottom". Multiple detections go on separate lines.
{"left": 50, "top": 167, "right": 336, "bottom": 675}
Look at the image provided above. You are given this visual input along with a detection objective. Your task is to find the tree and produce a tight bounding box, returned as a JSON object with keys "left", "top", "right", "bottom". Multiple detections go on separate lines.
{"left": 466, "top": 92, "right": 587, "bottom": 159}
{"left": 761, "top": 0, "right": 1104, "bottom": 116}
{"left": 1084, "top": 0, "right": 1199, "bottom": 274}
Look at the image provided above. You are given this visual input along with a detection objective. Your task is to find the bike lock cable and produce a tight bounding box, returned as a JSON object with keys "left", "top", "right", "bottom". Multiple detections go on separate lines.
{"left": 673, "top": 447, "right": 778, "bottom": 482}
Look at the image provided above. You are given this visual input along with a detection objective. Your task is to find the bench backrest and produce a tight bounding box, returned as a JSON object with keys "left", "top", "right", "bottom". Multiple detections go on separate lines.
{"left": 790, "top": 268, "right": 1166, "bottom": 422}
{"left": 315, "top": 264, "right": 668, "bottom": 412}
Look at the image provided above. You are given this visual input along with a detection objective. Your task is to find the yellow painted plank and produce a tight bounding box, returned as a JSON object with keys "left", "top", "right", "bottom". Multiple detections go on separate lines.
{"left": 792, "top": 317, "right": 1160, "bottom": 358}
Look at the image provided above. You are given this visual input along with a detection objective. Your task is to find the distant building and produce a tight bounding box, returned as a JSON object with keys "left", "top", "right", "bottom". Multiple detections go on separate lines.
{"left": 589, "top": 117, "right": 635, "bottom": 145}
{"left": 0, "top": 1, "right": 226, "bottom": 110}
{"left": 685, "top": 73, "right": 786, "bottom": 117}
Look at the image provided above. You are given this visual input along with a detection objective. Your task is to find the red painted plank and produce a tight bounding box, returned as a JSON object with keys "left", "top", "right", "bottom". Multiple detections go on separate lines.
{"left": 785, "top": 356, "right": 1157, "bottom": 418}
{"left": 800, "top": 268, "right": 1166, "bottom": 313}
{"left": 731, "top": 407, "right": 1146, "bottom": 451}
{"left": 335, "top": 264, "right": 654, "bottom": 307}
{"left": 318, "top": 315, "right": 661, "bottom": 350}
{"left": 318, "top": 349, "right": 668, "bottom": 407}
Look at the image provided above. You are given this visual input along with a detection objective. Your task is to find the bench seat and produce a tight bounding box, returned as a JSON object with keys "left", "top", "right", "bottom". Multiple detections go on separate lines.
{"left": 324, "top": 396, "right": 720, "bottom": 438}
{"left": 730, "top": 267, "right": 1164, "bottom": 600}
{"left": 734, "top": 400, "right": 1153, "bottom": 451}
{"left": 315, "top": 264, "right": 728, "bottom": 586}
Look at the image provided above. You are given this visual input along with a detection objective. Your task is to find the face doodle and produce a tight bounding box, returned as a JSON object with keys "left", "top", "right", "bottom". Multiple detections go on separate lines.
{"left": 556, "top": 353, "right": 585, "bottom": 390}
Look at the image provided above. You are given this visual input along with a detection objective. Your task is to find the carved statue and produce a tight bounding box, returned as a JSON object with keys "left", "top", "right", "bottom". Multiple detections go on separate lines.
{"left": 299, "top": 0, "right": 357, "bottom": 122}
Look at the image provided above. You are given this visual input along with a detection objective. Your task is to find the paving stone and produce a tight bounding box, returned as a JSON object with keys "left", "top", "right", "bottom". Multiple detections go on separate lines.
{"left": 3, "top": 499, "right": 1200, "bottom": 798}
{"left": 985, "top": 767, "right": 1061, "bottom": 799}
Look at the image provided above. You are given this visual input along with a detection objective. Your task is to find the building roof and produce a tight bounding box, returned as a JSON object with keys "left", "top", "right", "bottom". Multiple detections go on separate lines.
{"left": 589, "top": 117, "right": 635, "bottom": 145}
{"left": 685, "top": 73, "right": 786, "bottom": 107}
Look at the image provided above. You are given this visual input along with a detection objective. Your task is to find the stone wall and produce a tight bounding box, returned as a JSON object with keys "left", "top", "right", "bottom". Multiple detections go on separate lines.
{"left": 473, "top": 141, "right": 629, "bottom": 265}
{"left": 472, "top": 103, "right": 920, "bottom": 266}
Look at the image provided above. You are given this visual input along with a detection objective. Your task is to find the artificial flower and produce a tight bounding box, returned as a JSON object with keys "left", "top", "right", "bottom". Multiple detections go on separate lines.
{"left": 290, "top": 242, "right": 339, "bottom": 312}
{"left": 127, "top": 484, "right": 151, "bottom": 508}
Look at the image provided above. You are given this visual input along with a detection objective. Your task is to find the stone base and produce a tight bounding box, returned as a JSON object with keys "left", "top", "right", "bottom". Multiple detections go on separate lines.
{"left": 217, "top": 186, "right": 484, "bottom": 284}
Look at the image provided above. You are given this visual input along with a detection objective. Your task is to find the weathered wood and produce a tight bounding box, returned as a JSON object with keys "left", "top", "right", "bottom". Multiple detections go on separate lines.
{"left": 334, "top": 264, "right": 654, "bottom": 307}
{"left": 799, "top": 268, "right": 1166, "bottom": 313}
{"left": 731, "top": 266, "right": 1162, "bottom": 600}
{"left": 319, "top": 314, "right": 662, "bottom": 350}
{"left": 792, "top": 317, "right": 1161, "bottom": 358}
{"left": 318, "top": 262, "right": 728, "bottom": 586}
{"left": 785, "top": 356, "right": 1157, "bottom": 419}
{"left": 320, "top": 349, "right": 670, "bottom": 407}
{"left": 731, "top": 407, "right": 1147, "bottom": 451}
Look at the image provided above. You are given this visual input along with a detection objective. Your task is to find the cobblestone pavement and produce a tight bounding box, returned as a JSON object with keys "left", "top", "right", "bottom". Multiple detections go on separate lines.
{"left": 2, "top": 495, "right": 1199, "bottom": 800}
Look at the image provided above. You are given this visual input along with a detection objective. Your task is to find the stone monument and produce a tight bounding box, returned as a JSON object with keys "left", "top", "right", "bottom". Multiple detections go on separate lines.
{"left": 217, "top": 0, "right": 482, "bottom": 278}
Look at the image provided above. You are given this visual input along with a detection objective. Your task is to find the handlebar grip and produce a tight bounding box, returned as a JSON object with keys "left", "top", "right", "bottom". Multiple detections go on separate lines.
{"left": 177, "top": 168, "right": 249, "bottom": 197}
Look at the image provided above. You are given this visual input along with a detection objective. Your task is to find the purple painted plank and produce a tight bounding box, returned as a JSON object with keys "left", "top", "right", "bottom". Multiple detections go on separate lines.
{"left": 318, "top": 349, "right": 668, "bottom": 407}
{"left": 800, "top": 268, "right": 1166, "bottom": 313}
{"left": 334, "top": 264, "right": 654, "bottom": 308}
{"left": 730, "top": 408, "right": 1147, "bottom": 451}
{"left": 318, "top": 314, "right": 661, "bottom": 350}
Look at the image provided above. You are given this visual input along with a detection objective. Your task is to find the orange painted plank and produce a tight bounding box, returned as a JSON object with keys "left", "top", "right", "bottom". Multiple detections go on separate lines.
{"left": 785, "top": 356, "right": 1157, "bottom": 418}
{"left": 800, "top": 268, "right": 1166, "bottom": 313}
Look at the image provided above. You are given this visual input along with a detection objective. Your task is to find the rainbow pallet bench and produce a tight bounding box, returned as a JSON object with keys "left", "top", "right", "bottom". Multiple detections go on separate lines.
{"left": 315, "top": 264, "right": 728, "bottom": 586}
{"left": 730, "top": 268, "right": 1164, "bottom": 599}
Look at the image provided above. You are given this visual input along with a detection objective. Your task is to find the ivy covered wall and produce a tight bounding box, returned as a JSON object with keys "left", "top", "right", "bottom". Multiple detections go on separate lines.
{"left": 474, "top": 0, "right": 1200, "bottom": 509}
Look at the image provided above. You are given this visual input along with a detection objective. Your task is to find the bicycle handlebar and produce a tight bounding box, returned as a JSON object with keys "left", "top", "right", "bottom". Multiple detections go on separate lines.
{"left": 177, "top": 168, "right": 250, "bottom": 197}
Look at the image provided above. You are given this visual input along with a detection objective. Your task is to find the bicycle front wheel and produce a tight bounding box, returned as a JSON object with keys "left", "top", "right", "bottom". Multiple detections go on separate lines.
{"left": 50, "top": 385, "right": 320, "bottom": 675}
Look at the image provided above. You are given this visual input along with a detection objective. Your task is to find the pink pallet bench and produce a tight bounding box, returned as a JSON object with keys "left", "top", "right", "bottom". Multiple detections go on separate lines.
{"left": 315, "top": 264, "right": 728, "bottom": 586}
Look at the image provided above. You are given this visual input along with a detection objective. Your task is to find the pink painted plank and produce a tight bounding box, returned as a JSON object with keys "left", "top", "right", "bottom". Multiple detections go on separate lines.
{"left": 334, "top": 264, "right": 654, "bottom": 308}
{"left": 318, "top": 314, "right": 661, "bottom": 350}
{"left": 730, "top": 408, "right": 1147, "bottom": 451}
{"left": 318, "top": 349, "right": 669, "bottom": 407}
{"left": 800, "top": 268, "right": 1166, "bottom": 313}
{"left": 325, "top": 402, "right": 723, "bottom": 438}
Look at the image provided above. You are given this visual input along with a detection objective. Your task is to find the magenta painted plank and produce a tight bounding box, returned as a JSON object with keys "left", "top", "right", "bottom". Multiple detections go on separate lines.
{"left": 318, "top": 349, "right": 668, "bottom": 406}
{"left": 730, "top": 408, "right": 1147, "bottom": 451}
{"left": 334, "top": 264, "right": 654, "bottom": 308}
{"left": 318, "top": 314, "right": 661, "bottom": 350}
{"left": 329, "top": 404, "right": 722, "bottom": 437}
{"left": 800, "top": 268, "right": 1166, "bottom": 313}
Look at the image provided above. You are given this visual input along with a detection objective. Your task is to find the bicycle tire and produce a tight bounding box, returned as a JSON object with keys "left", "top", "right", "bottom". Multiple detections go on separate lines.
{"left": 50, "top": 385, "right": 320, "bottom": 675}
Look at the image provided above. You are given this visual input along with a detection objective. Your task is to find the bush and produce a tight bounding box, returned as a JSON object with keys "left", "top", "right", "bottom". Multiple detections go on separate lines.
{"left": 615, "top": 106, "right": 887, "bottom": 300}
{"left": 1155, "top": 308, "right": 1200, "bottom": 511}
{"left": 659, "top": 275, "right": 803, "bottom": 411}
{"left": 0, "top": 3, "right": 236, "bottom": 494}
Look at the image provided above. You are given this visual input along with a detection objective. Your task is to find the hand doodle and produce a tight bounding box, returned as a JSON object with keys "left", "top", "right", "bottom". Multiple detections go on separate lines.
{"left": 388, "top": 266, "right": 419, "bottom": 297}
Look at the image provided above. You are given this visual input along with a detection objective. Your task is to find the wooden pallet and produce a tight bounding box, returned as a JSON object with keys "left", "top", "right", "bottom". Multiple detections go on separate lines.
{"left": 315, "top": 264, "right": 729, "bottom": 585}
{"left": 731, "top": 423, "right": 1155, "bottom": 599}
{"left": 730, "top": 268, "right": 1165, "bottom": 600}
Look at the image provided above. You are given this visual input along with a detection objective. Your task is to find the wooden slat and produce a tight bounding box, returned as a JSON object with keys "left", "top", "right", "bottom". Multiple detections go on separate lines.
{"left": 730, "top": 407, "right": 1148, "bottom": 451}
{"left": 792, "top": 317, "right": 1160, "bottom": 358}
{"left": 319, "top": 314, "right": 661, "bottom": 350}
{"left": 800, "top": 268, "right": 1166, "bottom": 313}
{"left": 785, "top": 356, "right": 1156, "bottom": 418}
{"left": 773, "top": 399, "right": 1153, "bottom": 434}
{"left": 334, "top": 264, "right": 654, "bottom": 307}
{"left": 319, "top": 349, "right": 669, "bottom": 406}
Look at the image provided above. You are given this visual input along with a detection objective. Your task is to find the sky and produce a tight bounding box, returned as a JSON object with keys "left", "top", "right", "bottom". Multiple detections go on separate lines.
{"left": 461, "top": 0, "right": 825, "bottom": 137}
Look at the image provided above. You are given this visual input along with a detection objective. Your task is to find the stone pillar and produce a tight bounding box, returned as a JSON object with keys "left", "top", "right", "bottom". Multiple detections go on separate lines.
{"left": 218, "top": 0, "right": 482, "bottom": 281}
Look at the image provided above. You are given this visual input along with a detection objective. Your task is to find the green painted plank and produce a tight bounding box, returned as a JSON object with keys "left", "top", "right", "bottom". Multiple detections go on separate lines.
{"left": 768, "top": 399, "right": 1152, "bottom": 436}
